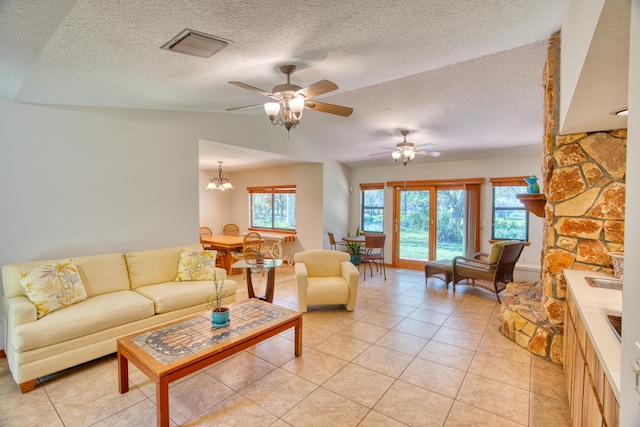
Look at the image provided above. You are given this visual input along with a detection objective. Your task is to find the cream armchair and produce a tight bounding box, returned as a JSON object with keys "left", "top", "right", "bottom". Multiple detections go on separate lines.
{"left": 293, "top": 250, "right": 360, "bottom": 312}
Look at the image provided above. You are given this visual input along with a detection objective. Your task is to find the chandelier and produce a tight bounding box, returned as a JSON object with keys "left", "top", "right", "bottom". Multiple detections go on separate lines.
{"left": 206, "top": 161, "right": 233, "bottom": 190}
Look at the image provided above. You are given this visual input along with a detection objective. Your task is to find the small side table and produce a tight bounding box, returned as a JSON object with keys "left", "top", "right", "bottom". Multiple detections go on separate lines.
{"left": 231, "top": 259, "right": 283, "bottom": 302}
{"left": 424, "top": 260, "right": 453, "bottom": 288}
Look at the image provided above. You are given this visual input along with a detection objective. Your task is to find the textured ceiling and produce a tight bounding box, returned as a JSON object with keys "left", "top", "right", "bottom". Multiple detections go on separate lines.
{"left": 2, "top": 0, "right": 620, "bottom": 171}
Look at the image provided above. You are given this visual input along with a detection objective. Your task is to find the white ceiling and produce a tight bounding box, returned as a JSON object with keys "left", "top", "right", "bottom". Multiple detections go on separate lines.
{"left": 0, "top": 0, "right": 627, "bottom": 171}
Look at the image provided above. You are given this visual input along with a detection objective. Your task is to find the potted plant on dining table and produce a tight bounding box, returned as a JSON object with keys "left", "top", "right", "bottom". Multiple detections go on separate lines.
{"left": 345, "top": 226, "right": 363, "bottom": 266}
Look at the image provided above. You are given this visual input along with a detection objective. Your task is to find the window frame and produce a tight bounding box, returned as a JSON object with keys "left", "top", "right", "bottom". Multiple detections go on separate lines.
{"left": 247, "top": 185, "right": 297, "bottom": 232}
{"left": 490, "top": 177, "right": 529, "bottom": 242}
{"left": 360, "top": 183, "right": 385, "bottom": 233}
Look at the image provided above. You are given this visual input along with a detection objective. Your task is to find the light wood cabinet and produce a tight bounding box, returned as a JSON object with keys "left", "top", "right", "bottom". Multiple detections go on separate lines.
{"left": 565, "top": 288, "right": 619, "bottom": 427}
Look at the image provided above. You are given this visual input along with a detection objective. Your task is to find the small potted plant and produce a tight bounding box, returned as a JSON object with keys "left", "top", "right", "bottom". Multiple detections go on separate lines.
{"left": 345, "top": 226, "right": 363, "bottom": 266}
{"left": 206, "top": 280, "right": 229, "bottom": 328}
{"left": 249, "top": 248, "right": 265, "bottom": 264}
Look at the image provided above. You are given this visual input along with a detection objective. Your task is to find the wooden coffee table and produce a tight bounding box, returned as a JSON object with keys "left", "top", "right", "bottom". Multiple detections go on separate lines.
{"left": 117, "top": 299, "right": 302, "bottom": 427}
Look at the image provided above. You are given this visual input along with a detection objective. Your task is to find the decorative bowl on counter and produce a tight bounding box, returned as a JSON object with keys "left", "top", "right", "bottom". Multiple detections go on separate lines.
{"left": 609, "top": 252, "right": 624, "bottom": 279}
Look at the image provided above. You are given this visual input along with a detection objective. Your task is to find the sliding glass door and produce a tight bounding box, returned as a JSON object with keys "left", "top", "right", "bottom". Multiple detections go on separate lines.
{"left": 392, "top": 184, "right": 466, "bottom": 269}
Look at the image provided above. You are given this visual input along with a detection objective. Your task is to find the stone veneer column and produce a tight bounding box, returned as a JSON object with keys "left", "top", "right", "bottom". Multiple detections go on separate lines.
{"left": 500, "top": 32, "right": 626, "bottom": 365}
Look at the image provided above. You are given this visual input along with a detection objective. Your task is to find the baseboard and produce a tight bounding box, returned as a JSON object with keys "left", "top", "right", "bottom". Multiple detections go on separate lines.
{"left": 0, "top": 349, "right": 6, "bottom": 358}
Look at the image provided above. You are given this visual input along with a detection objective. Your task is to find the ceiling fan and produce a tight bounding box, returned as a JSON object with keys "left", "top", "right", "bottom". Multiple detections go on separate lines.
{"left": 370, "top": 129, "right": 441, "bottom": 166}
{"left": 226, "top": 64, "right": 353, "bottom": 131}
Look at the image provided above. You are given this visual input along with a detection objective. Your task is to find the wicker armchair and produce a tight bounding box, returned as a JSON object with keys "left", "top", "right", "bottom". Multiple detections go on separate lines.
{"left": 452, "top": 241, "right": 525, "bottom": 303}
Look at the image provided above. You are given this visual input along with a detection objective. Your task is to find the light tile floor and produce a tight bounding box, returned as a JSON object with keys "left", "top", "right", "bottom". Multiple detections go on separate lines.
{"left": 0, "top": 263, "right": 571, "bottom": 426}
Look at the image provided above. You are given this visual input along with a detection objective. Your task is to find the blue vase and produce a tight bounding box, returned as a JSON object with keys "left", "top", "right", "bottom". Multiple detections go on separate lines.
{"left": 524, "top": 176, "right": 539, "bottom": 194}
{"left": 350, "top": 254, "right": 361, "bottom": 266}
{"left": 211, "top": 309, "right": 230, "bottom": 328}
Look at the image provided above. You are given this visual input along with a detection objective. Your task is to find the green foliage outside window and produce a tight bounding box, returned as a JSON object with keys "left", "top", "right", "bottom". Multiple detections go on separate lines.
{"left": 251, "top": 192, "right": 296, "bottom": 230}
{"left": 362, "top": 189, "right": 384, "bottom": 232}
{"left": 492, "top": 186, "right": 528, "bottom": 240}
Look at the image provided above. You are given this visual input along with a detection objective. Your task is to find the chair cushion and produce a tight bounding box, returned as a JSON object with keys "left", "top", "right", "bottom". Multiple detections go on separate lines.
{"left": 174, "top": 248, "right": 218, "bottom": 281}
{"left": 487, "top": 240, "right": 519, "bottom": 264}
{"left": 307, "top": 277, "right": 350, "bottom": 305}
{"left": 17, "top": 260, "right": 87, "bottom": 319}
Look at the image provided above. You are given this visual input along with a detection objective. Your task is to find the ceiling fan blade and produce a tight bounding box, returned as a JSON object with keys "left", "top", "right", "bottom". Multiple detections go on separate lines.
{"left": 296, "top": 80, "right": 338, "bottom": 99}
{"left": 416, "top": 151, "right": 441, "bottom": 157}
{"left": 416, "top": 143, "right": 437, "bottom": 150}
{"left": 225, "top": 104, "right": 264, "bottom": 111}
{"left": 305, "top": 101, "right": 353, "bottom": 117}
{"left": 369, "top": 151, "right": 392, "bottom": 157}
{"left": 229, "top": 81, "right": 273, "bottom": 97}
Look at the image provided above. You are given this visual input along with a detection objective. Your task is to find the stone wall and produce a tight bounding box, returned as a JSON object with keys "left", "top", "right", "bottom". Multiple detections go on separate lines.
{"left": 500, "top": 33, "right": 627, "bottom": 365}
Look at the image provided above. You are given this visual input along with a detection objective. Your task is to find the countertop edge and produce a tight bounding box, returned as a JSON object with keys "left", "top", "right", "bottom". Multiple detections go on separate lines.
{"left": 563, "top": 268, "right": 622, "bottom": 400}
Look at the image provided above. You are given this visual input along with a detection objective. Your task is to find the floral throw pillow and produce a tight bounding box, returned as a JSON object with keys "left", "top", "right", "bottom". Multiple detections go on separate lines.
{"left": 17, "top": 260, "right": 88, "bottom": 319}
{"left": 175, "top": 248, "right": 218, "bottom": 281}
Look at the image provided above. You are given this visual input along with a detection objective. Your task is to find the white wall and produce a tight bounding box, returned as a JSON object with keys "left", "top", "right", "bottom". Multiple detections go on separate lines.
{"left": 349, "top": 152, "right": 544, "bottom": 265}
{"left": 620, "top": 0, "right": 640, "bottom": 423}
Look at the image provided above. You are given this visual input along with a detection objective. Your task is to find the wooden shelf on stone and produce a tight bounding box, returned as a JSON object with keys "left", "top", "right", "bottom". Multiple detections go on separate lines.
{"left": 516, "top": 193, "right": 546, "bottom": 218}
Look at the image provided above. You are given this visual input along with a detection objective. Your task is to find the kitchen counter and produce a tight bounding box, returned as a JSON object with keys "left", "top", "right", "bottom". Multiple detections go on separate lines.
{"left": 563, "top": 268, "right": 623, "bottom": 400}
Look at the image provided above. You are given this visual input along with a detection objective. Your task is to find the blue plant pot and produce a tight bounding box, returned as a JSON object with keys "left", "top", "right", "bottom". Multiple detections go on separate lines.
{"left": 350, "top": 255, "right": 361, "bottom": 266}
{"left": 524, "top": 177, "right": 539, "bottom": 194}
{"left": 211, "top": 308, "right": 230, "bottom": 328}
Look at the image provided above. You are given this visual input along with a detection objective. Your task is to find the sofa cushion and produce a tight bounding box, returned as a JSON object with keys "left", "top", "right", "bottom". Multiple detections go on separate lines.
{"left": 2, "top": 253, "right": 130, "bottom": 299}
{"left": 174, "top": 248, "right": 218, "bottom": 281}
{"left": 125, "top": 243, "right": 201, "bottom": 289}
{"left": 17, "top": 260, "right": 87, "bottom": 319}
{"left": 12, "top": 290, "right": 154, "bottom": 352}
{"left": 74, "top": 253, "right": 131, "bottom": 297}
{"left": 135, "top": 279, "right": 237, "bottom": 314}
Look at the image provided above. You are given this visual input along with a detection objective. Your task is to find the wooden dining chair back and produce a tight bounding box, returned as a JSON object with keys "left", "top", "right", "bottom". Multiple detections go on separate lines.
{"left": 230, "top": 232, "right": 262, "bottom": 278}
{"left": 327, "top": 232, "right": 347, "bottom": 251}
{"left": 242, "top": 232, "right": 262, "bottom": 261}
{"left": 223, "top": 223, "right": 240, "bottom": 236}
{"left": 362, "top": 234, "right": 386, "bottom": 280}
{"left": 199, "top": 227, "right": 213, "bottom": 249}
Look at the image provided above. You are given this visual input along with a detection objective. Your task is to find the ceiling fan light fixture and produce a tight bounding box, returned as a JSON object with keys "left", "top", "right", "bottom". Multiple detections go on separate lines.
{"left": 264, "top": 102, "right": 281, "bottom": 120}
{"left": 289, "top": 96, "right": 305, "bottom": 119}
{"left": 392, "top": 151, "right": 401, "bottom": 160}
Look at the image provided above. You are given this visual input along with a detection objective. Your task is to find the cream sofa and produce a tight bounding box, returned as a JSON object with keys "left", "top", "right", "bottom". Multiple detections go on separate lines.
{"left": 1, "top": 243, "right": 236, "bottom": 392}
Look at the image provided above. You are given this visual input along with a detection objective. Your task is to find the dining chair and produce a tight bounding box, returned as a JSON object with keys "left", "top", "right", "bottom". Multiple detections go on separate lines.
{"left": 200, "top": 226, "right": 225, "bottom": 268}
{"left": 199, "top": 227, "right": 213, "bottom": 249}
{"left": 223, "top": 223, "right": 240, "bottom": 236}
{"left": 232, "top": 232, "right": 263, "bottom": 278}
{"left": 361, "top": 234, "right": 386, "bottom": 280}
{"left": 327, "top": 232, "right": 347, "bottom": 251}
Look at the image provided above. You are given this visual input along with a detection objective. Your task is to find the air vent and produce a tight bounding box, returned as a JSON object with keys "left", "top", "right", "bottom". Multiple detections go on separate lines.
{"left": 161, "top": 29, "right": 233, "bottom": 58}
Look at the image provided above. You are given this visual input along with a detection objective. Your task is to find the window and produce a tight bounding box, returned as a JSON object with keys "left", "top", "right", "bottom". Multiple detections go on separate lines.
{"left": 360, "top": 183, "right": 384, "bottom": 232}
{"left": 248, "top": 186, "right": 296, "bottom": 231}
{"left": 490, "top": 177, "right": 528, "bottom": 241}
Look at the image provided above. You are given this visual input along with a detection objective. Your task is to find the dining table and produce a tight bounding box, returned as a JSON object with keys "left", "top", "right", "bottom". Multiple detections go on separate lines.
{"left": 201, "top": 235, "right": 244, "bottom": 274}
